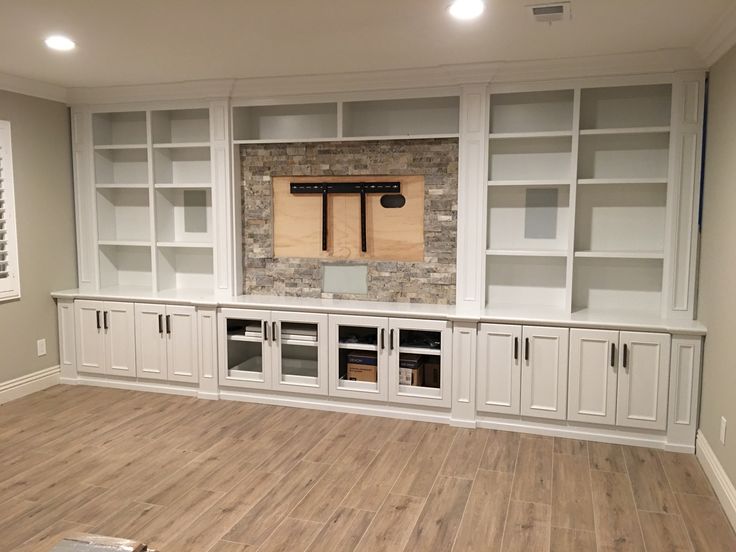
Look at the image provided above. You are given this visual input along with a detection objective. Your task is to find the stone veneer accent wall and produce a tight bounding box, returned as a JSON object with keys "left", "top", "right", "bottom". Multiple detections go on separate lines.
{"left": 241, "top": 139, "right": 458, "bottom": 304}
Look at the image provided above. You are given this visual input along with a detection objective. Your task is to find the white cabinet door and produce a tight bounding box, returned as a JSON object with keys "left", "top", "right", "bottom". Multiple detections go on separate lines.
{"left": 521, "top": 326, "right": 569, "bottom": 420}
{"left": 166, "top": 305, "right": 199, "bottom": 383}
{"left": 104, "top": 302, "right": 136, "bottom": 377}
{"left": 272, "top": 311, "right": 328, "bottom": 396}
{"left": 329, "top": 314, "right": 389, "bottom": 401}
{"left": 218, "top": 308, "right": 272, "bottom": 390}
{"left": 388, "top": 318, "right": 452, "bottom": 408}
{"left": 617, "top": 332, "right": 671, "bottom": 430}
{"left": 74, "top": 300, "right": 105, "bottom": 375}
{"left": 477, "top": 324, "right": 521, "bottom": 415}
{"left": 135, "top": 303, "right": 167, "bottom": 381}
{"left": 568, "top": 328, "right": 618, "bottom": 425}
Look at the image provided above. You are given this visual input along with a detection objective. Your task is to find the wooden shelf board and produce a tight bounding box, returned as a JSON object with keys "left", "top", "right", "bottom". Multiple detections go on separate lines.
{"left": 488, "top": 179, "right": 571, "bottom": 187}
{"left": 486, "top": 249, "right": 568, "bottom": 257}
{"left": 489, "top": 130, "right": 573, "bottom": 139}
{"left": 96, "top": 183, "right": 150, "bottom": 189}
{"left": 574, "top": 250, "right": 665, "bottom": 260}
{"left": 577, "top": 178, "right": 668, "bottom": 185}
{"left": 156, "top": 242, "right": 213, "bottom": 249}
{"left": 152, "top": 142, "right": 211, "bottom": 149}
{"left": 579, "top": 126, "right": 670, "bottom": 136}
{"left": 154, "top": 183, "right": 212, "bottom": 189}
{"left": 93, "top": 144, "right": 147, "bottom": 151}
{"left": 98, "top": 240, "right": 151, "bottom": 247}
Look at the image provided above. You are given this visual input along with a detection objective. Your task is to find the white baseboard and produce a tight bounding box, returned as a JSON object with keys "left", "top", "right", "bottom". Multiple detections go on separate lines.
{"left": 64, "top": 375, "right": 199, "bottom": 398}
{"left": 0, "top": 365, "right": 60, "bottom": 405}
{"left": 696, "top": 429, "right": 736, "bottom": 530}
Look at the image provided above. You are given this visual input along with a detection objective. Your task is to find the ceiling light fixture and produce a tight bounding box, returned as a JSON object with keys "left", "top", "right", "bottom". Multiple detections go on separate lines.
{"left": 44, "top": 35, "right": 76, "bottom": 51}
{"left": 448, "top": 0, "right": 485, "bottom": 20}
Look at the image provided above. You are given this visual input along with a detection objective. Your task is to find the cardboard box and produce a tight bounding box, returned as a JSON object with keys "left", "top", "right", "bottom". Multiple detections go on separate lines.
{"left": 347, "top": 351, "right": 377, "bottom": 382}
{"left": 399, "top": 354, "right": 424, "bottom": 386}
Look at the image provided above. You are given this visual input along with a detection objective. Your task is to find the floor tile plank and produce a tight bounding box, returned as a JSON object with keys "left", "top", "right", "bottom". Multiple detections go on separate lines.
{"left": 676, "top": 492, "right": 736, "bottom": 552}
{"left": 501, "top": 500, "right": 551, "bottom": 552}
{"left": 551, "top": 452, "right": 595, "bottom": 532}
{"left": 590, "top": 470, "right": 645, "bottom": 551}
{"left": 453, "top": 469, "right": 513, "bottom": 552}
{"left": 622, "top": 446, "right": 678, "bottom": 514}
{"left": 638, "top": 511, "right": 693, "bottom": 552}
{"left": 512, "top": 435, "right": 554, "bottom": 504}
{"left": 354, "top": 493, "right": 425, "bottom": 552}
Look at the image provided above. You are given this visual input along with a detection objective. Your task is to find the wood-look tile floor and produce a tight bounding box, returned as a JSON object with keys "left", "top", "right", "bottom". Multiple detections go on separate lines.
{"left": 1, "top": 386, "right": 735, "bottom": 552}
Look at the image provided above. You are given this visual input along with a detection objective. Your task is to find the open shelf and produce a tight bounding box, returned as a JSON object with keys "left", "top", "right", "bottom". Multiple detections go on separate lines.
{"left": 92, "top": 111, "right": 147, "bottom": 147}
{"left": 342, "top": 97, "right": 460, "bottom": 138}
{"left": 575, "top": 181, "right": 666, "bottom": 254}
{"left": 489, "top": 135, "right": 573, "bottom": 181}
{"left": 574, "top": 251, "right": 664, "bottom": 260}
{"left": 94, "top": 149, "right": 149, "bottom": 186}
{"left": 579, "top": 127, "right": 670, "bottom": 136}
{"left": 151, "top": 108, "right": 210, "bottom": 145}
{"left": 486, "top": 255, "right": 567, "bottom": 309}
{"left": 488, "top": 179, "right": 570, "bottom": 187}
{"left": 490, "top": 90, "right": 574, "bottom": 134}
{"left": 490, "top": 131, "right": 573, "bottom": 139}
{"left": 578, "top": 133, "right": 670, "bottom": 180}
{"left": 486, "top": 249, "right": 567, "bottom": 257}
{"left": 233, "top": 103, "right": 338, "bottom": 142}
{"left": 153, "top": 146, "right": 211, "bottom": 186}
{"left": 487, "top": 185, "right": 570, "bottom": 252}
{"left": 573, "top": 257, "right": 663, "bottom": 314}
{"left": 155, "top": 188, "right": 212, "bottom": 245}
{"left": 96, "top": 188, "right": 151, "bottom": 242}
{"left": 580, "top": 84, "right": 672, "bottom": 131}
{"left": 99, "top": 244, "right": 153, "bottom": 289}
{"left": 157, "top": 246, "right": 214, "bottom": 292}
{"left": 577, "top": 178, "right": 668, "bottom": 186}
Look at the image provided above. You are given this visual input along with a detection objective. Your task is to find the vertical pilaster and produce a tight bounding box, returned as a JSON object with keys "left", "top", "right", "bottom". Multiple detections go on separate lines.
{"left": 71, "top": 108, "right": 97, "bottom": 290}
{"left": 197, "top": 305, "right": 220, "bottom": 399}
{"left": 57, "top": 298, "right": 77, "bottom": 382}
{"left": 451, "top": 320, "right": 478, "bottom": 427}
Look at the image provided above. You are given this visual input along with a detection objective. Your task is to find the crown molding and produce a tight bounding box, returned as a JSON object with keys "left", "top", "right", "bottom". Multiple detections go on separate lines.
{"left": 695, "top": 3, "right": 736, "bottom": 67}
{"left": 63, "top": 47, "right": 706, "bottom": 106}
{"left": 0, "top": 71, "right": 67, "bottom": 103}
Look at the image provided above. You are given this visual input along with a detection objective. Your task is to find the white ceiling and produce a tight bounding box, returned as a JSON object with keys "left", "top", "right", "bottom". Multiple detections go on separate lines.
{"left": 0, "top": 0, "right": 732, "bottom": 90}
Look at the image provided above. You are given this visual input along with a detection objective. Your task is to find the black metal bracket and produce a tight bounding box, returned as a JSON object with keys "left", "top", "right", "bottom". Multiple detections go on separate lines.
{"left": 290, "top": 182, "right": 401, "bottom": 252}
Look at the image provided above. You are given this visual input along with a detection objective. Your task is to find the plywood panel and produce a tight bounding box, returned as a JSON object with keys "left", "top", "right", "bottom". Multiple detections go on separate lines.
{"left": 273, "top": 175, "right": 424, "bottom": 261}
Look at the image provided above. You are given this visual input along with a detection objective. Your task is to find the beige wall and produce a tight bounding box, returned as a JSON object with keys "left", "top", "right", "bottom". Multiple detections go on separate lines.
{"left": 0, "top": 90, "right": 76, "bottom": 382}
{"left": 699, "top": 44, "right": 736, "bottom": 482}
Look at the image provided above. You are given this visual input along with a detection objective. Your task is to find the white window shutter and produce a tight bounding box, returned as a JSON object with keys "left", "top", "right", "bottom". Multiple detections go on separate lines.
{"left": 0, "top": 120, "right": 20, "bottom": 301}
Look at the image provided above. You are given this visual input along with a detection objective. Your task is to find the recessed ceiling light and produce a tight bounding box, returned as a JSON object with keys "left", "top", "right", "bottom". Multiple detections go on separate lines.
{"left": 44, "top": 35, "right": 76, "bottom": 51}
{"left": 449, "top": 0, "right": 485, "bottom": 20}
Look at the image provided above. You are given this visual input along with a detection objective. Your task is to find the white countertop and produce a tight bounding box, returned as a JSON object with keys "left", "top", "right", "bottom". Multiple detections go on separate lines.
{"left": 51, "top": 287, "right": 707, "bottom": 335}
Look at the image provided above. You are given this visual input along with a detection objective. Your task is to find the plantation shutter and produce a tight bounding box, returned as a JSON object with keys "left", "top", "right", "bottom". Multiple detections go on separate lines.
{"left": 0, "top": 121, "right": 20, "bottom": 300}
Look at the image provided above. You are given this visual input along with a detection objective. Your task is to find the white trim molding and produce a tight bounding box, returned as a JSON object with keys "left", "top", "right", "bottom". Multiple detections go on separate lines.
{"left": 0, "top": 72, "right": 67, "bottom": 103}
{"left": 0, "top": 365, "right": 60, "bottom": 405}
{"left": 696, "top": 429, "right": 736, "bottom": 530}
{"left": 695, "top": 3, "right": 736, "bottom": 67}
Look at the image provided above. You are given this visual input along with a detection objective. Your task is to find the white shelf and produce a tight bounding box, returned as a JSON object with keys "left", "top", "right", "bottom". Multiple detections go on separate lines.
{"left": 579, "top": 126, "right": 670, "bottom": 136}
{"left": 227, "top": 334, "right": 262, "bottom": 343}
{"left": 490, "top": 131, "right": 573, "bottom": 139}
{"left": 574, "top": 251, "right": 665, "bottom": 260}
{"left": 486, "top": 249, "right": 568, "bottom": 257}
{"left": 338, "top": 379, "right": 378, "bottom": 392}
{"left": 580, "top": 84, "right": 672, "bottom": 130}
{"left": 156, "top": 241, "right": 213, "bottom": 249}
{"left": 151, "top": 108, "right": 210, "bottom": 145}
{"left": 342, "top": 97, "right": 459, "bottom": 138}
{"left": 577, "top": 132, "right": 670, "bottom": 181}
{"left": 154, "top": 182, "right": 211, "bottom": 189}
{"left": 490, "top": 90, "right": 574, "bottom": 134}
{"left": 93, "top": 111, "right": 147, "bottom": 147}
{"left": 96, "top": 183, "right": 150, "bottom": 189}
{"left": 398, "top": 346, "right": 441, "bottom": 356}
{"left": 397, "top": 385, "right": 442, "bottom": 399}
{"left": 96, "top": 188, "right": 151, "bottom": 243}
{"left": 157, "top": 246, "right": 214, "bottom": 292}
{"left": 94, "top": 149, "right": 149, "bottom": 187}
{"left": 153, "top": 142, "right": 211, "bottom": 149}
{"left": 577, "top": 178, "right": 668, "bottom": 185}
{"left": 98, "top": 240, "right": 151, "bottom": 247}
{"left": 153, "top": 146, "right": 211, "bottom": 186}
{"left": 233, "top": 103, "right": 338, "bottom": 142}
{"left": 489, "top": 135, "right": 573, "bottom": 181}
{"left": 99, "top": 244, "right": 153, "bottom": 289}
{"left": 338, "top": 342, "right": 378, "bottom": 352}
{"left": 155, "top": 188, "right": 212, "bottom": 245}
{"left": 281, "top": 338, "right": 319, "bottom": 348}
{"left": 94, "top": 144, "right": 147, "bottom": 151}
{"left": 488, "top": 179, "right": 570, "bottom": 187}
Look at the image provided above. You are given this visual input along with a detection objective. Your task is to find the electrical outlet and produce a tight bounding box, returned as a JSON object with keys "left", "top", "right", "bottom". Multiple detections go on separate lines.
{"left": 721, "top": 417, "right": 727, "bottom": 445}
{"left": 36, "top": 338, "right": 46, "bottom": 357}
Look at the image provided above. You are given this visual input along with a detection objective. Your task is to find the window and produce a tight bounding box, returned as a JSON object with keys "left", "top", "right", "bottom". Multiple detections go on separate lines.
{"left": 0, "top": 121, "right": 20, "bottom": 301}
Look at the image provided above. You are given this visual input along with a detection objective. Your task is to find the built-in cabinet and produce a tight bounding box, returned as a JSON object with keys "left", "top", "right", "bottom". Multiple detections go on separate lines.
{"left": 74, "top": 300, "right": 136, "bottom": 377}
{"left": 134, "top": 303, "right": 198, "bottom": 383}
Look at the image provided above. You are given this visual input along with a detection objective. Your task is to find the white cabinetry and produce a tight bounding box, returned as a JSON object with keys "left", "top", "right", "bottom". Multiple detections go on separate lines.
{"left": 616, "top": 331, "right": 670, "bottom": 430}
{"left": 134, "top": 303, "right": 198, "bottom": 383}
{"left": 521, "top": 326, "right": 569, "bottom": 420}
{"left": 74, "top": 300, "right": 135, "bottom": 377}
{"left": 477, "top": 324, "right": 521, "bottom": 414}
{"left": 219, "top": 308, "right": 328, "bottom": 395}
{"left": 568, "top": 328, "right": 618, "bottom": 425}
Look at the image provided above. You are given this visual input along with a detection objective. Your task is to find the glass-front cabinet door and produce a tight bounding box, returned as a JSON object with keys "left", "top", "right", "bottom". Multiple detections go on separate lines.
{"left": 272, "top": 311, "right": 328, "bottom": 395}
{"left": 388, "top": 318, "right": 452, "bottom": 407}
{"left": 329, "top": 314, "right": 390, "bottom": 401}
{"left": 218, "top": 308, "right": 272, "bottom": 389}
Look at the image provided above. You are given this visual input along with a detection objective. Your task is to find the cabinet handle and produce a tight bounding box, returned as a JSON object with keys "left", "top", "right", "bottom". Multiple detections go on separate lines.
{"left": 272, "top": 321, "right": 277, "bottom": 342}
{"left": 524, "top": 337, "right": 530, "bottom": 362}
{"left": 263, "top": 321, "right": 269, "bottom": 342}
{"left": 380, "top": 328, "right": 385, "bottom": 350}
{"left": 514, "top": 337, "right": 519, "bottom": 361}
{"left": 390, "top": 329, "right": 395, "bottom": 350}
{"left": 158, "top": 314, "right": 163, "bottom": 334}
{"left": 623, "top": 344, "right": 629, "bottom": 369}
{"left": 610, "top": 342, "right": 616, "bottom": 368}
{"left": 166, "top": 315, "right": 171, "bottom": 335}
{"left": 96, "top": 310, "right": 101, "bottom": 330}
{"left": 103, "top": 311, "right": 109, "bottom": 330}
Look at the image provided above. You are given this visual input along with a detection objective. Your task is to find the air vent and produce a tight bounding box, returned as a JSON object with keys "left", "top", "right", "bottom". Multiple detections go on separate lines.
{"left": 528, "top": 2, "right": 571, "bottom": 23}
